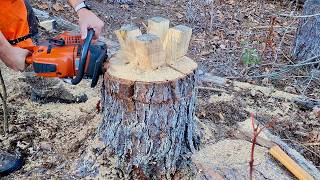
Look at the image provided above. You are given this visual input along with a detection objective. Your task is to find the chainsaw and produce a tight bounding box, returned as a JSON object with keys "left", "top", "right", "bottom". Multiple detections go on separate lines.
{"left": 25, "top": 28, "right": 107, "bottom": 88}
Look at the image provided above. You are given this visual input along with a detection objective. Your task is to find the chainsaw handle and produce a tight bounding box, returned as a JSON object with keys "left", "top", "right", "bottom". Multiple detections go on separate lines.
{"left": 26, "top": 56, "right": 33, "bottom": 65}
{"left": 25, "top": 46, "right": 35, "bottom": 65}
{"left": 71, "top": 28, "right": 95, "bottom": 85}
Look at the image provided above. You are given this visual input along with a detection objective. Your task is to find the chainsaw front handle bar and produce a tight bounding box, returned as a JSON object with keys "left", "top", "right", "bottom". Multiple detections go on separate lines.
{"left": 70, "top": 28, "right": 95, "bottom": 85}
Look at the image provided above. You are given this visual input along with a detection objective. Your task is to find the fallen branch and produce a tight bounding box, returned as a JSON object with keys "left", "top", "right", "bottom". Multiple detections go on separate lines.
{"left": 196, "top": 86, "right": 227, "bottom": 92}
{"left": 304, "top": 142, "right": 320, "bottom": 146}
{"left": 200, "top": 73, "right": 300, "bottom": 101}
{"left": 0, "top": 68, "right": 8, "bottom": 134}
{"left": 278, "top": 13, "right": 320, "bottom": 18}
{"left": 200, "top": 73, "right": 320, "bottom": 108}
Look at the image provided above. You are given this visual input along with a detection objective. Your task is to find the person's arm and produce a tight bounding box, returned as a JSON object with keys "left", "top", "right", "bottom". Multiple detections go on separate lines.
{"left": 0, "top": 31, "right": 29, "bottom": 71}
{"left": 68, "top": 0, "right": 84, "bottom": 7}
{"left": 68, "top": 0, "right": 104, "bottom": 39}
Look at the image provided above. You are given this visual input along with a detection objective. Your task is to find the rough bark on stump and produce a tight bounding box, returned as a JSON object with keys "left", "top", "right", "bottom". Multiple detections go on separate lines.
{"left": 99, "top": 17, "right": 199, "bottom": 179}
{"left": 293, "top": 0, "right": 320, "bottom": 61}
{"left": 100, "top": 71, "right": 198, "bottom": 178}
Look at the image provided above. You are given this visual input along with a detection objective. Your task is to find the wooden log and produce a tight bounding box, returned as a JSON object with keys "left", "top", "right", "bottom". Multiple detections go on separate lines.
{"left": 200, "top": 73, "right": 320, "bottom": 109}
{"left": 293, "top": 0, "right": 320, "bottom": 61}
{"left": 99, "top": 18, "right": 198, "bottom": 178}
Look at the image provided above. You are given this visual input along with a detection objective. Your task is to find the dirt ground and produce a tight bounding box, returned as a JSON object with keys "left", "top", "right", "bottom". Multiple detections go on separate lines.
{"left": 0, "top": 0, "right": 319, "bottom": 179}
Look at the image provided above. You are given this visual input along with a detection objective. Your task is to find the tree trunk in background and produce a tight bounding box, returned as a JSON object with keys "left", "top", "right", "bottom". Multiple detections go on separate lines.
{"left": 99, "top": 17, "right": 199, "bottom": 178}
{"left": 293, "top": 0, "right": 320, "bottom": 61}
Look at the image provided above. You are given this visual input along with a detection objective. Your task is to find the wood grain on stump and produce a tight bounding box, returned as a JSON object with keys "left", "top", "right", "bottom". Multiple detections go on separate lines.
{"left": 99, "top": 17, "right": 199, "bottom": 178}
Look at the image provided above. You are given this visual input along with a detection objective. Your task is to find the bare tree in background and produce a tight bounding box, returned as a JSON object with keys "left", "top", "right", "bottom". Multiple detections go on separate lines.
{"left": 293, "top": 0, "right": 320, "bottom": 62}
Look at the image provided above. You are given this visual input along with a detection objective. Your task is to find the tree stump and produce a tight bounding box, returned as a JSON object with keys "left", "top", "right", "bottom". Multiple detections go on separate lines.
{"left": 293, "top": 0, "right": 320, "bottom": 61}
{"left": 99, "top": 17, "right": 199, "bottom": 178}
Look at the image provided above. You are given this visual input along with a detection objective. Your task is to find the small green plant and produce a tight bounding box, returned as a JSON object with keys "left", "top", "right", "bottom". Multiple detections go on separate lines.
{"left": 241, "top": 48, "right": 261, "bottom": 66}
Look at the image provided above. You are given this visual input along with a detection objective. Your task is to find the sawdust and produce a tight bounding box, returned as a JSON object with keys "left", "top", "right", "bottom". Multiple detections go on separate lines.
{"left": 0, "top": 61, "right": 103, "bottom": 179}
{"left": 238, "top": 118, "right": 271, "bottom": 141}
{"left": 192, "top": 139, "right": 292, "bottom": 180}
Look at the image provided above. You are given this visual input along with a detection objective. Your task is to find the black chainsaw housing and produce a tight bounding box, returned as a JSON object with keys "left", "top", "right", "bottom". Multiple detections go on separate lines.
{"left": 85, "top": 42, "right": 107, "bottom": 87}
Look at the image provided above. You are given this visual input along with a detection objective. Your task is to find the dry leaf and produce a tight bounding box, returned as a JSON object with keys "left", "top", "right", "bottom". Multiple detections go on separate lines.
{"left": 313, "top": 106, "right": 320, "bottom": 118}
{"left": 228, "top": 0, "right": 236, "bottom": 5}
{"left": 308, "top": 130, "right": 320, "bottom": 143}
{"left": 38, "top": 3, "right": 49, "bottom": 10}
{"left": 120, "top": 4, "right": 129, "bottom": 10}
{"left": 176, "top": 13, "right": 184, "bottom": 19}
{"left": 53, "top": 3, "right": 64, "bottom": 11}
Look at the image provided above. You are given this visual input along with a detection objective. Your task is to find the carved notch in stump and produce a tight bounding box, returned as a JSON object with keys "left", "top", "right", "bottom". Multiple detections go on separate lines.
{"left": 100, "top": 17, "right": 198, "bottom": 178}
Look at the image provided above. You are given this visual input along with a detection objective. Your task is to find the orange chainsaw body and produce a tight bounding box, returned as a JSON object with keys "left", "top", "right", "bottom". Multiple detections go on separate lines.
{"left": 26, "top": 30, "right": 107, "bottom": 87}
{"left": 26, "top": 32, "right": 90, "bottom": 78}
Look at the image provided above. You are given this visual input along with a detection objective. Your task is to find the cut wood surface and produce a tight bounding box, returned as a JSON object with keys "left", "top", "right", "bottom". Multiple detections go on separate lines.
{"left": 164, "top": 25, "right": 192, "bottom": 64}
{"left": 99, "top": 17, "right": 198, "bottom": 178}
{"left": 134, "top": 34, "right": 165, "bottom": 70}
{"left": 147, "top": 16, "right": 170, "bottom": 42}
{"left": 108, "top": 16, "right": 197, "bottom": 80}
{"left": 115, "top": 24, "right": 142, "bottom": 56}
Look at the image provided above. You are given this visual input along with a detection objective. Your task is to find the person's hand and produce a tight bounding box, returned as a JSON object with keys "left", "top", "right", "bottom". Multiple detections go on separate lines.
{"left": 77, "top": 9, "right": 104, "bottom": 39}
{"left": 1, "top": 46, "right": 29, "bottom": 71}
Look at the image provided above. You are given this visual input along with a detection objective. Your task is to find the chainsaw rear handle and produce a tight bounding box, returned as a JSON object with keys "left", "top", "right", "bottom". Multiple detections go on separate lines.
{"left": 71, "top": 28, "right": 95, "bottom": 85}
{"left": 25, "top": 47, "right": 35, "bottom": 65}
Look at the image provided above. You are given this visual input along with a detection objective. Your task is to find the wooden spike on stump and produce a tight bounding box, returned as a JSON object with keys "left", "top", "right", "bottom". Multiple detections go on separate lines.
{"left": 147, "top": 16, "right": 170, "bottom": 42}
{"left": 115, "top": 24, "right": 142, "bottom": 55}
{"left": 91, "top": 17, "right": 197, "bottom": 179}
{"left": 134, "top": 34, "right": 166, "bottom": 70}
{"left": 164, "top": 25, "right": 192, "bottom": 64}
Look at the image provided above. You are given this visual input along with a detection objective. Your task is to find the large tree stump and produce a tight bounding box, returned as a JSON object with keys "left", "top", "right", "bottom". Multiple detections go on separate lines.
{"left": 293, "top": 0, "right": 320, "bottom": 61}
{"left": 99, "top": 17, "right": 199, "bottom": 178}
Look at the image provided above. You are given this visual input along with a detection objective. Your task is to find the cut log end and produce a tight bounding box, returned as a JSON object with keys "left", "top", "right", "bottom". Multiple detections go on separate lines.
{"left": 107, "top": 55, "right": 197, "bottom": 82}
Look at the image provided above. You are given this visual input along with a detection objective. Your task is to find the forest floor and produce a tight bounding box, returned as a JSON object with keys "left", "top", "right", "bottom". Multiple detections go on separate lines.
{"left": 0, "top": 0, "right": 319, "bottom": 179}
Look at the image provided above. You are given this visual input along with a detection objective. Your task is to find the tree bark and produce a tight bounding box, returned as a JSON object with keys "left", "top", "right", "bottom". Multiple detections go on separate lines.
{"left": 293, "top": 0, "right": 320, "bottom": 61}
{"left": 100, "top": 70, "right": 198, "bottom": 178}
{"left": 98, "top": 18, "right": 199, "bottom": 178}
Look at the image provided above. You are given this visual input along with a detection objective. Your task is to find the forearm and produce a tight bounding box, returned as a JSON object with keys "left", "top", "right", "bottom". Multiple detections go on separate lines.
{"left": 0, "top": 31, "right": 29, "bottom": 71}
{"left": 0, "top": 31, "right": 12, "bottom": 62}
{"left": 68, "top": 0, "right": 84, "bottom": 8}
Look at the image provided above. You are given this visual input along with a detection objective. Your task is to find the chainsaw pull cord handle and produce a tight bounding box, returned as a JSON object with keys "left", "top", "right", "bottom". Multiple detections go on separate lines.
{"left": 71, "top": 28, "right": 95, "bottom": 85}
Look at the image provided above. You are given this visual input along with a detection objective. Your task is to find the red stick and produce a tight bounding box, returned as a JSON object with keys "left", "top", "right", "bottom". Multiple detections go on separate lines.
{"left": 249, "top": 113, "right": 264, "bottom": 180}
